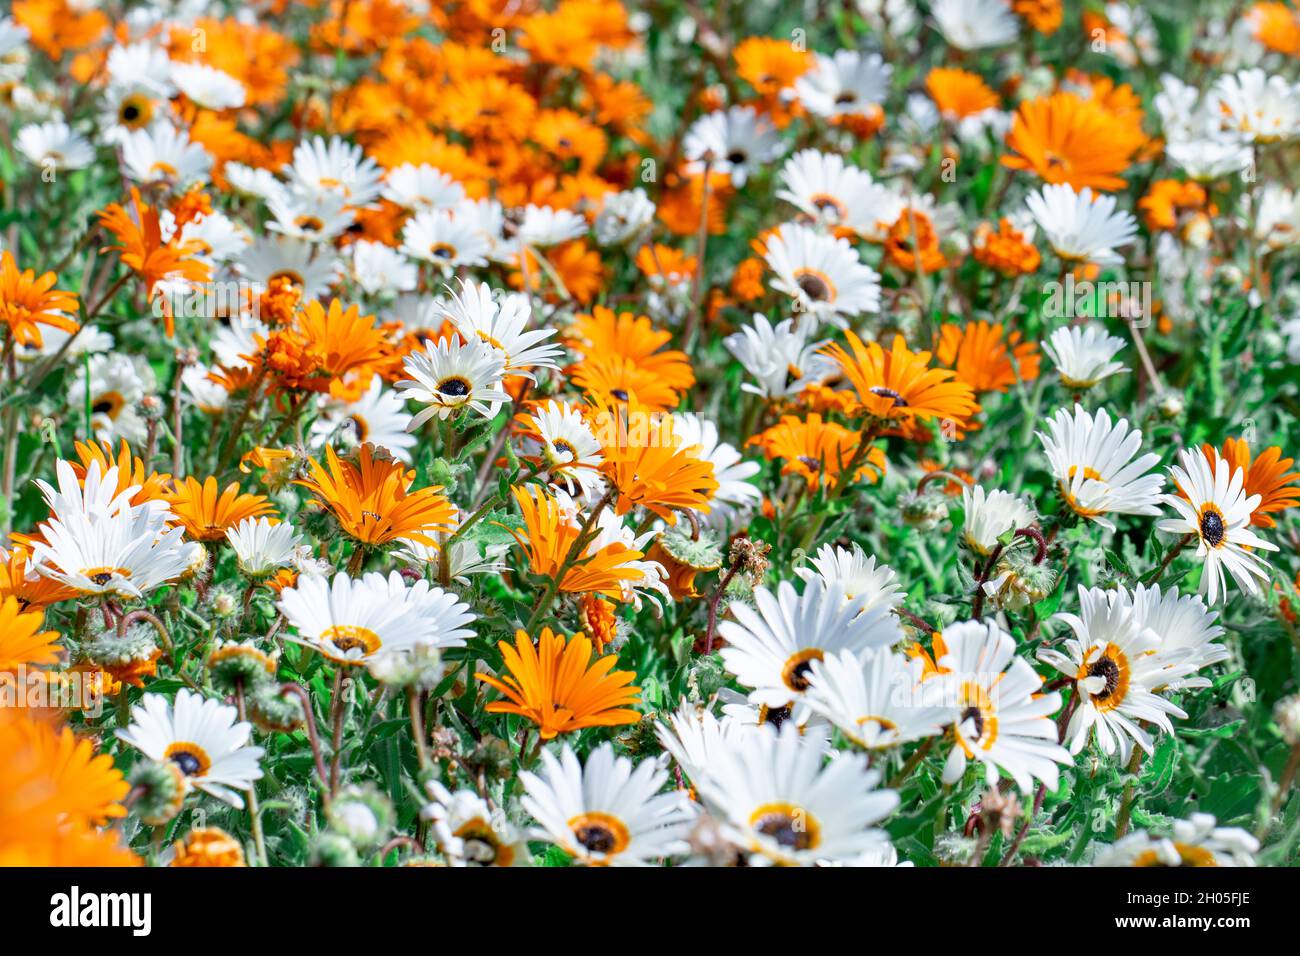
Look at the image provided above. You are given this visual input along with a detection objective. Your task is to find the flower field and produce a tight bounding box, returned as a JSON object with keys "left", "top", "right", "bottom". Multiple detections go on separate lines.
{"left": 2, "top": 0, "right": 1300, "bottom": 870}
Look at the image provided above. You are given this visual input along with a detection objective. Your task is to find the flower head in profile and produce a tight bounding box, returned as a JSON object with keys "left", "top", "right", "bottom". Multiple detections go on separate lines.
{"left": 164, "top": 476, "right": 275, "bottom": 541}
{"left": 0, "top": 250, "right": 80, "bottom": 348}
{"left": 476, "top": 628, "right": 641, "bottom": 740}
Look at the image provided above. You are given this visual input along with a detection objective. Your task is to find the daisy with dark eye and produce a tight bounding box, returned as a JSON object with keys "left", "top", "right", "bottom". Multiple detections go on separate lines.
{"left": 776, "top": 150, "right": 898, "bottom": 240}
{"left": 523, "top": 399, "right": 606, "bottom": 499}
{"left": 277, "top": 572, "right": 436, "bottom": 666}
{"left": 683, "top": 106, "right": 781, "bottom": 187}
{"left": 117, "top": 689, "right": 264, "bottom": 808}
{"left": 397, "top": 335, "right": 510, "bottom": 427}
{"left": 400, "top": 208, "right": 490, "bottom": 270}
{"left": 440, "top": 278, "right": 563, "bottom": 381}
{"left": 1159, "top": 447, "right": 1279, "bottom": 604}
{"left": 1039, "top": 585, "right": 1186, "bottom": 762}
{"left": 695, "top": 723, "right": 899, "bottom": 866}
{"left": 718, "top": 579, "right": 901, "bottom": 719}
{"left": 931, "top": 619, "right": 1070, "bottom": 793}
{"left": 823, "top": 332, "right": 981, "bottom": 425}
{"left": 762, "top": 222, "right": 882, "bottom": 325}
{"left": 1038, "top": 404, "right": 1164, "bottom": 532}
{"left": 519, "top": 743, "right": 695, "bottom": 866}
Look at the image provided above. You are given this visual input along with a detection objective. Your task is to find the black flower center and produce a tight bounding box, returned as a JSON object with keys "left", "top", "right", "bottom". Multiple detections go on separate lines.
{"left": 1087, "top": 657, "right": 1121, "bottom": 700}
{"left": 1199, "top": 508, "right": 1225, "bottom": 547}
{"left": 753, "top": 811, "right": 812, "bottom": 850}
{"left": 796, "top": 273, "right": 830, "bottom": 301}
{"left": 869, "top": 385, "right": 909, "bottom": 407}
{"left": 726, "top": 150, "right": 747, "bottom": 166}
{"left": 759, "top": 704, "right": 793, "bottom": 730}
{"left": 170, "top": 752, "right": 203, "bottom": 776}
{"left": 574, "top": 822, "right": 617, "bottom": 853}
{"left": 437, "top": 377, "right": 471, "bottom": 398}
{"left": 960, "top": 705, "right": 984, "bottom": 739}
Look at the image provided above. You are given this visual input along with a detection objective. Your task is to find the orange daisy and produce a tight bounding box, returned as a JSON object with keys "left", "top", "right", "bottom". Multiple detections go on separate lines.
{"left": 595, "top": 406, "right": 718, "bottom": 523}
{"left": 0, "top": 250, "right": 80, "bottom": 348}
{"left": 934, "top": 321, "right": 1041, "bottom": 394}
{"left": 476, "top": 628, "right": 641, "bottom": 740}
{"left": 165, "top": 476, "right": 277, "bottom": 542}
{"left": 926, "top": 68, "right": 1000, "bottom": 121}
{"left": 0, "top": 707, "right": 136, "bottom": 868}
{"left": 1248, "top": 2, "right": 1300, "bottom": 56}
{"left": 0, "top": 546, "right": 78, "bottom": 609}
{"left": 506, "top": 485, "right": 649, "bottom": 599}
{"left": 1002, "top": 91, "right": 1142, "bottom": 192}
{"left": 734, "top": 36, "right": 813, "bottom": 98}
{"left": 97, "top": 189, "right": 212, "bottom": 336}
{"left": 0, "top": 596, "right": 62, "bottom": 671}
{"left": 823, "top": 332, "right": 980, "bottom": 424}
{"left": 747, "top": 413, "right": 887, "bottom": 491}
{"left": 1012, "top": 0, "right": 1063, "bottom": 34}
{"left": 973, "top": 218, "right": 1042, "bottom": 276}
{"left": 296, "top": 444, "right": 456, "bottom": 547}
{"left": 72, "top": 439, "right": 172, "bottom": 508}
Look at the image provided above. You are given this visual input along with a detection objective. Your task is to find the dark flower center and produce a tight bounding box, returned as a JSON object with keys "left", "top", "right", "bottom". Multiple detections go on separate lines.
{"left": 960, "top": 705, "right": 984, "bottom": 739}
{"left": 1199, "top": 509, "right": 1225, "bottom": 547}
{"left": 574, "top": 822, "right": 617, "bottom": 853}
{"left": 170, "top": 751, "right": 203, "bottom": 776}
{"left": 796, "top": 273, "right": 830, "bottom": 301}
{"left": 437, "top": 377, "right": 471, "bottom": 398}
{"left": 869, "top": 385, "right": 909, "bottom": 407}
{"left": 1087, "top": 657, "right": 1121, "bottom": 700}
{"left": 753, "top": 811, "right": 812, "bottom": 850}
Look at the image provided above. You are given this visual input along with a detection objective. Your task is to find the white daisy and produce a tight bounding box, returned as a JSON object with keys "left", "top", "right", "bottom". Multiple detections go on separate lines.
{"left": 223, "top": 162, "right": 290, "bottom": 205}
{"left": 71, "top": 353, "right": 155, "bottom": 446}
{"left": 929, "top": 621, "right": 1069, "bottom": 792}
{"left": 1209, "top": 69, "right": 1300, "bottom": 144}
{"left": 1128, "top": 583, "right": 1228, "bottom": 691}
{"left": 401, "top": 208, "right": 490, "bottom": 269}
{"left": 514, "top": 204, "right": 588, "bottom": 247}
{"left": 519, "top": 743, "right": 695, "bottom": 866}
{"left": 117, "top": 689, "right": 264, "bottom": 808}
{"left": 1095, "top": 812, "right": 1259, "bottom": 866}
{"left": 381, "top": 163, "right": 465, "bottom": 212}
{"left": 350, "top": 240, "right": 417, "bottom": 296}
{"left": 424, "top": 782, "right": 529, "bottom": 866}
{"left": 793, "top": 51, "right": 892, "bottom": 120}
{"left": 237, "top": 236, "right": 340, "bottom": 302}
{"left": 170, "top": 61, "right": 245, "bottom": 110}
{"left": 682, "top": 106, "right": 781, "bottom": 187}
{"left": 594, "top": 188, "right": 656, "bottom": 247}
{"left": 393, "top": 536, "right": 508, "bottom": 585}
{"left": 776, "top": 149, "right": 897, "bottom": 239}
{"left": 276, "top": 572, "right": 434, "bottom": 666}
{"left": 1042, "top": 325, "right": 1128, "bottom": 389}
{"left": 440, "top": 278, "right": 562, "bottom": 380}
{"left": 1158, "top": 447, "right": 1278, "bottom": 604}
{"left": 526, "top": 399, "right": 605, "bottom": 498}
{"left": 266, "top": 191, "right": 355, "bottom": 243}
{"left": 283, "top": 135, "right": 383, "bottom": 207}
{"left": 763, "top": 222, "right": 882, "bottom": 325}
{"left": 120, "top": 123, "right": 212, "bottom": 188}
{"left": 17, "top": 120, "right": 94, "bottom": 171}
{"left": 961, "top": 485, "right": 1036, "bottom": 556}
{"left": 1165, "top": 138, "right": 1252, "bottom": 182}
{"left": 1026, "top": 184, "right": 1138, "bottom": 265}
{"left": 806, "top": 647, "right": 954, "bottom": 750}
{"left": 397, "top": 335, "right": 510, "bottom": 427}
{"left": 718, "top": 579, "right": 902, "bottom": 712}
{"left": 694, "top": 723, "right": 899, "bottom": 866}
{"left": 1039, "top": 585, "right": 1186, "bottom": 761}
{"left": 226, "top": 516, "right": 303, "bottom": 579}
{"left": 1038, "top": 404, "right": 1165, "bottom": 531}
{"left": 33, "top": 505, "right": 189, "bottom": 600}
{"left": 359, "top": 570, "right": 476, "bottom": 650}
{"left": 723, "top": 313, "right": 835, "bottom": 399}
{"left": 310, "top": 377, "right": 417, "bottom": 462}
{"left": 793, "top": 543, "right": 903, "bottom": 614}
{"left": 104, "top": 41, "right": 174, "bottom": 96}
{"left": 932, "top": 0, "right": 1019, "bottom": 49}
